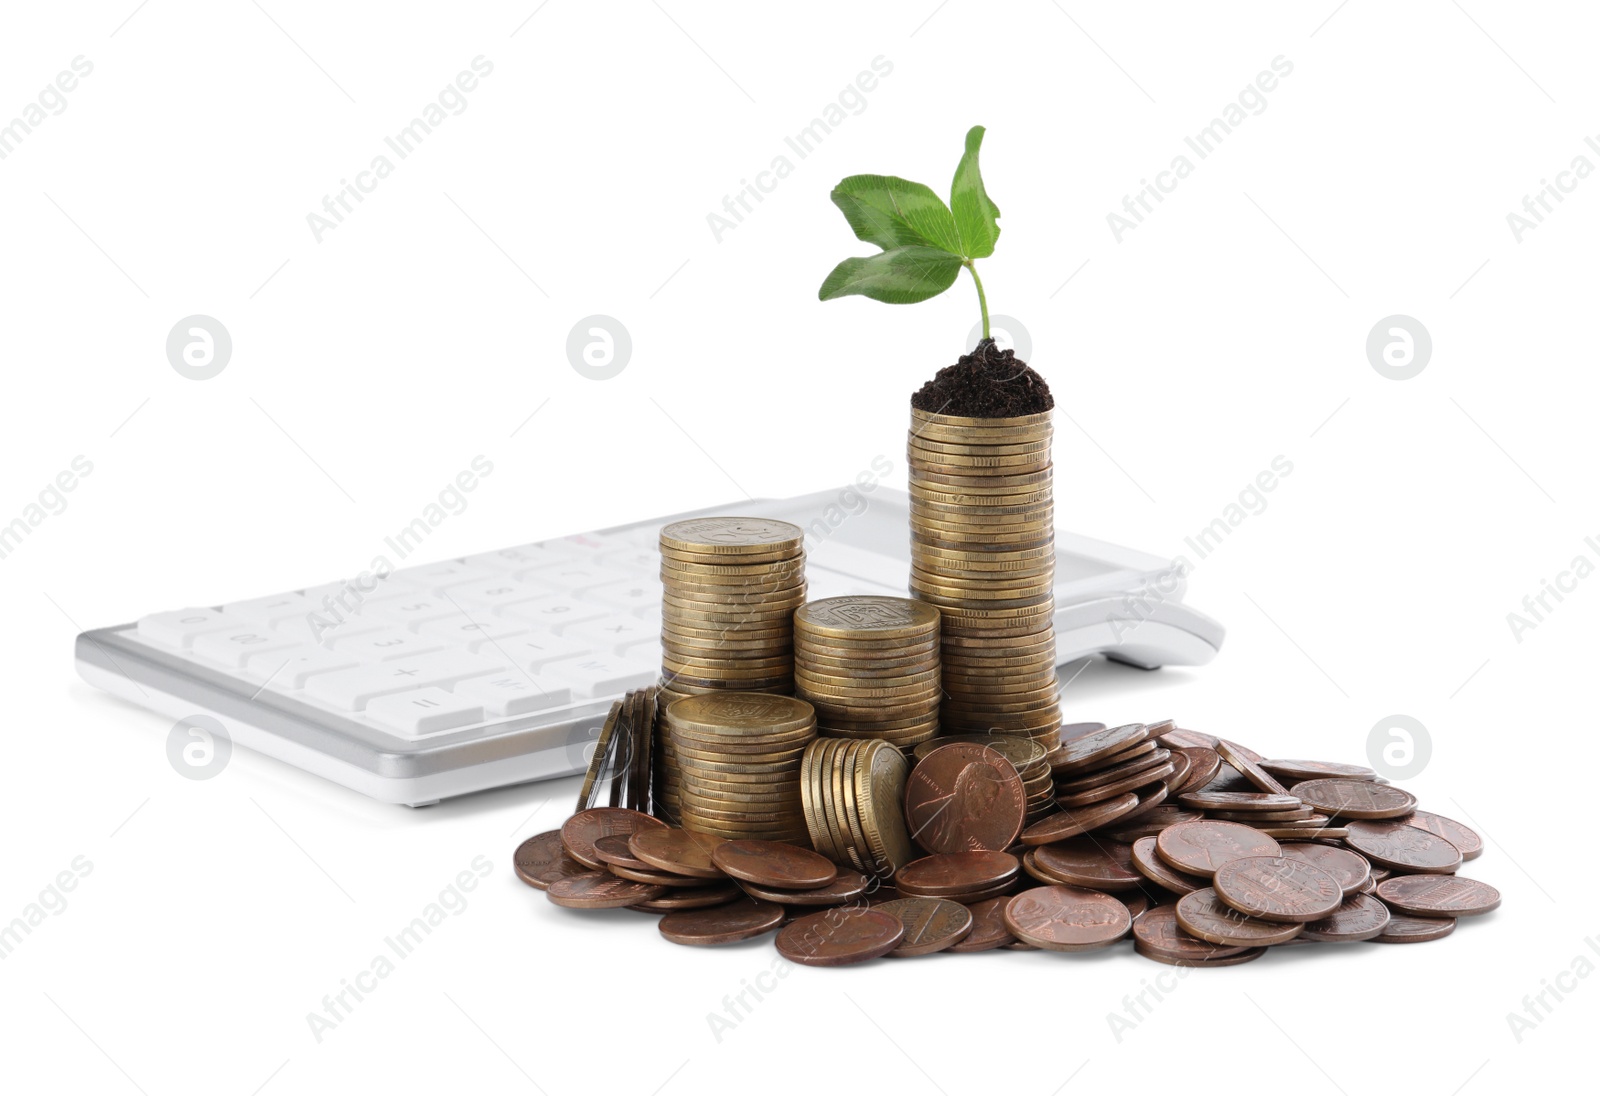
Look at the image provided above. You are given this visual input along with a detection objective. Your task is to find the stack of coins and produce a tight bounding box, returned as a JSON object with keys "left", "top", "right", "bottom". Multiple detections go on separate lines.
{"left": 800, "top": 738, "right": 916, "bottom": 880}
{"left": 914, "top": 733, "right": 1053, "bottom": 825}
{"left": 654, "top": 517, "right": 806, "bottom": 822}
{"left": 793, "top": 596, "right": 941, "bottom": 750}
{"left": 906, "top": 408, "right": 1060, "bottom": 750}
{"left": 666, "top": 692, "right": 814, "bottom": 844}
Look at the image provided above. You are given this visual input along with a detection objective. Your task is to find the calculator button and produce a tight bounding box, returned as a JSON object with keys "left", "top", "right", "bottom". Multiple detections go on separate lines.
{"left": 304, "top": 651, "right": 506, "bottom": 709}
{"left": 583, "top": 579, "right": 662, "bottom": 614}
{"left": 541, "top": 653, "right": 656, "bottom": 698}
{"left": 498, "top": 598, "right": 607, "bottom": 632}
{"left": 438, "top": 576, "right": 560, "bottom": 610}
{"left": 365, "top": 688, "right": 486, "bottom": 736}
{"left": 222, "top": 593, "right": 313, "bottom": 622}
{"left": 192, "top": 629, "right": 299, "bottom": 668}
{"left": 326, "top": 629, "right": 446, "bottom": 661}
{"left": 494, "top": 632, "right": 594, "bottom": 670}
{"left": 565, "top": 618, "right": 658, "bottom": 654}
{"left": 388, "top": 561, "right": 501, "bottom": 593}
{"left": 414, "top": 618, "right": 531, "bottom": 652}
{"left": 365, "top": 596, "right": 463, "bottom": 631}
{"left": 137, "top": 609, "right": 240, "bottom": 648}
{"left": 453, "top": 672, "right": 573, "bottom": 716}
{"left": 245, "top": 648, "right": 359, "bottom": 688}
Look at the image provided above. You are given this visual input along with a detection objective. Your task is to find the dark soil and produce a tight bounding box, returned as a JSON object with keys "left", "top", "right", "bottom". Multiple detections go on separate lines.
{"left": 910, "top": 339, "right": 1054, "bottom": 417}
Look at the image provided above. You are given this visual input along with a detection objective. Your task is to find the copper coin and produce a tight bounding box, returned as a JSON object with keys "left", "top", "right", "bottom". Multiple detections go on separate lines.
{"left": 627, "top": 884, "right": 743, "bottom": 912}
{"left": 1019, "top": 793, "right": 1140, "bottom": 845}
{"left": 561, "top": 808, "right": 667, "bottom": 869}
{"left": 608, "top": 863, "right": 709, "bottom": 887}
{"left": 1406, "top": 810, "right": 1483, "bottom": 860}
{"left": 1132, "top": 903, "right": 1250, "bottom": 961}
{"left": 547, "top": 871, "right": 666, "bottom": 909}
{"left": 1278, "top": 842, "right": 1372, "bottom": 896}
{"left": 1158, "top": 728, "right": 1220, "bottom": 750}
{"left": 1056, "top": 760, "right": 1177, "bottom": 808}
{"left": 1260, "top": 758, "right": 1377, "bottom": 783}
{"left": 1104, "top": 806, "right": 1204, "bottom": 843}
{"left": 1058, "top": 721, "right": 1108, "bottom": 744}
{"left": 1163, "top": 749, "right": 1192, "bottom": 793}
{"left": 1112, "top": 782, "right": 1171, "bottom": 826}
{"left": 904, "top": 743, "right": 1027, "bottom": 853}
{"left": 1130, "top": 836, "right": 1207, "bottom": 895}
{"left": 1344, "top": 818, "right": 1463, "bottom": 874}
{"left": 775, "top": 907, "right": 905, "bottom": 966}
{"left": 1172, "top": 747, "right": 1222, "bottom": 794}
{"left": 1122, "top": 892, "right": 1152, "bottom": 921}
{"left": 876, "top": 897, "right": 975, "bottom": 956}
{"left": 1178, "top": 790, "right": 1302, "bottom": 812}
{"left": 1212, "top": 856, "right": 1343, "bottom": 923}
{"left": 1137, "top": 943, "right": 1266, "bottom": 967}
{"left": 711, "top": 840, "right": 837, "bottom": 889}
{"left": 1209, "top": 808, "right": 1317, "bottom": 823}
{"left": 1176, "top": 888, "right": 1305, "bottom": 946}
{"left": 1054, "top": 748, "right": 1173, "bottom": 795}
{"left": 658, "top": 896, "right": 786, "bottom": 945}
{"left": 1290, "top": 779, "right": 1417, "bottom": 820}
{"left": 514, "top": 831, "right": 589, "bottom": 890}
{"left": 1212, "top": 740, "right": 1291, "bottom": 796}
{"left": 1373, "top": 913, "right": 1457, "bottom": 943}
{"left": 1156, "top": 820, "right": 1281, "bottom": 877}
{"left": 1198, "top": 765, "right": 1257, "bottom": 795}
{"left": 947, "top": 896, "right": 1018, "bottom": 952}
{"left": 1030, "top": 837, "right": 1144, "bottom": 891}
{"left": 1300, "top": 892, "right": 1391, "bottom": 942}
{"left": 1003, "top": 885, "right": 1132, "bottom": 951}
{"left": 895, "top": 851, "right": 1020, "bottom": 896}
{"left": 740, "top": 871, "right": 869, "bottom": 906}
{"left": 628, "top": 827, "right": 728, "bottom": 879}
{"left": 592, "top": 834, "right": 652, "bottom": 871}
{"left": 1046, "top": 722, "right": 1150, "bottom": 772}
{"left": 1376, "top": 875, "right": 1501, "bottom": 917}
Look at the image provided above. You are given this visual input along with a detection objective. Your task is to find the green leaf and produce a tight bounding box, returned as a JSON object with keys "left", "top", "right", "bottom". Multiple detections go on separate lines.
{"left": 817, "top": 246, "right": 963, "bottom": 304}
{"left": 828, "top": 175, "right": 964, "bottom": 256}
{"left": 950, "top": 125, "right": 1001, "bottom": 259}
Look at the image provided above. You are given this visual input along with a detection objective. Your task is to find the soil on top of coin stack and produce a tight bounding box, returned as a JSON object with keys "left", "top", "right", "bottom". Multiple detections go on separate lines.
{"left": 910, "top": 339, "right": 1054, "bottom": 417}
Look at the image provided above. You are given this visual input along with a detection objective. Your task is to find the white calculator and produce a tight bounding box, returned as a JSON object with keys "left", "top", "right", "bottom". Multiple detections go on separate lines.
{"left": 74, "top": 488, "right": 1224, "bottom": 806}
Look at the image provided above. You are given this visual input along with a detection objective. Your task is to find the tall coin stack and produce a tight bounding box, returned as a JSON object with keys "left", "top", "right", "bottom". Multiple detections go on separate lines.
{"left": 654, "top": 517, "right": 807, "bottom": 823}
{"left": 907, "top": 408, "right": 1061, "bottom": 751}
{"left": 793, "top": 596, "right": 941, "bottom": 752}
{"left": 666, "top": 692, "right": 816, "bottom": 843}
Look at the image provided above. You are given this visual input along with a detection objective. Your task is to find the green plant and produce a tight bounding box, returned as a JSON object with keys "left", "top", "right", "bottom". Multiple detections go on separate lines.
{"left": 818, "top": 125, "right": 1001, "bottom": 340}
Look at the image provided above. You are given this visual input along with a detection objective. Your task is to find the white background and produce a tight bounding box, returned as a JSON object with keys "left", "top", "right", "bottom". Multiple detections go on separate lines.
{"left": 1, "top": 1, "right": 1593, "bottom": 1092}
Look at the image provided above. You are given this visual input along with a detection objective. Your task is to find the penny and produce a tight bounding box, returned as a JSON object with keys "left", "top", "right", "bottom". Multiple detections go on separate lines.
{"left": 1158, "top": 728, "right": 1219, "bottom": 750}
{"left": 895, "top": 851, "right": 1020, "bottom": 896}
{"left": 775, "top": 907, "right": 906, "bottom": 966}
{"left": 1260, "top": 759, "right": 1377, "bottom": 783}
{"left": 1104, "top": 806, "right": 1203, "bottom": 843}
{"left": 1156, "top": 820, "right": 1281, "bottom": 877}
{"left": 1344, "top": 818, "right": 1463, "bottom": 874}
{"left": 628, "top": 827, "right": 728, "bottom": 879}
{"left": 1030, "top": 837, "right": 1144, "bottom": 891}
{"left": 1130, "top": 836, "right": 1207, "bottom": 895}
{"left": 609, "top": 863, "right": 710, "bottom": 887}
{"left": 876, "top": 897, "right": 975, "bottom": 956}
{"left": 1376, "top": 875, "right": 1501, "bottom": 917}
{"left": 1137, "top": 943, "right": 1266, "bottom": 967}
{"left": 1300, "top": 892, "right": 1391, "bottom": 943}
{"left": 1112, "top": 782, "right": 1171, "bottom": 827}
{"left": 561, "top": 808, "right": 667, "bottom": 869}
{"left": 1131, "top": 903, "right": 1249, "bottom": 961}
{"left": 1172, "top": 748, "right": 1222, "bottom": 794}
{"left": 1373, "top": 913, "right": 1457, "bottom": 944}
{"left": 547, "top": 871, "right": 666, "bottom": 909}
{"left": 1406, "top": 810, "right": 1483, "bottom": 860}
{"left": 1278, "top": 843, "right": 1372, "bottom": 897}
{"left": 1290, "top": 779, "right": 1417, "bottom": 820}
{"left": 1176, "top": 889, "right": 1305, "bottom": 946}
{"left": 1122, "top": 892, "right": 1151, "bottom": 921}
{"left": 1058, "top": 721, "right": 1108, "bottom": 744}
{"left": 1004, "top": 885, "right": 1132, "bottom": 951}
{"left": 1178, "top": 791, "right": 1302, "bottom": 812}
{"left": 1020, "top": 793, "right": 1140, "bottom": 845}
{"left": 1054, "top": 749, "right": 1173, "bottom": 795}
{"left": 658, "top": 897, "right": 786, "bottom": 945}
{"left": 1263, "top": 826, "right": 1348, "bottom": 840}
{"left": 711, "top": 840, "right": 837, "bottom": 889}
{"left": 904, "top": 742, "right": 1027, "bottom": 853}
{"left": 947, "top": 896, "right": 1018, "bottom": 952}
{"left": 514, "top": 831, "right": 589, "bottom": 890}
{"left": 592, "top": 834, "right": 653, "bottom": 871}
{"left": 1214, "top": 740, "right": 1291, "bottom": 796}
{"left": 1046, "top": 723, "right": 1150, "bottom": 772}
{"left": 1212, "top": 856, "right": 1343, "bottom": 923}
{"left": 627, "top": 884, "right": 744, "bottom": 912}
{"left": 1210, "top": 808, "right": 1317, "bottom": 823}
{"left": 1057, "top": 760, "right": 1176, "bottom": 808}
{"left": 740, "top": 870, "right": 870, "bottom": 906}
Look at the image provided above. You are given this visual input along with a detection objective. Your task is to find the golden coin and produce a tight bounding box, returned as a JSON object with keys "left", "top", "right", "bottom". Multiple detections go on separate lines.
{"left": 667, "top": 692, "right": 813, "bottom": 731}
{"left": 910, "top": 463, "right": 1054, "bottom": 487}
{"left": 793, "top": 596, "right": 939, "bottom": 640}
{"left": 659, "top": 516, "right": 804, "bottom": 554}
{"left": 908, "top": 434, "right": 1054, "bottom": 457}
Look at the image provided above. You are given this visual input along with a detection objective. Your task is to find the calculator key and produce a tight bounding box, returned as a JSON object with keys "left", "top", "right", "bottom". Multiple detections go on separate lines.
{"left": 498, "top": 597, "right": 607, "bottom": 632}
{"left": 222, "top": 592, "right": 313, "bottom": 623}
{"left": 596, "top": 547, "right": 657, "bottom": 572}
{"left": 466, "top": 541, "right": 586, "bottom": 571}
{"left": 453, "top": 672, "right": 573, "bottom": 716}
{"left": 542, "top": 653, "right": 656, "bottom": 698}
{"left": 192, "top": 629, "right": 299, "bottom": 668}
{"left": 389, "top": 561, "right": 501, "bottom": 593}
{"left": 137, "top": 609, "right": 241, "bottom": 648}
{"left": 245, "top": 648, "right": 359, "bottom": 689}
{"left": 565, "top": 617, "right": 659, "bottom": 654}
{"left": 366, "top": 688, "right": 486, "bottom": 736}
{"left": 299, "top": 576, "right": 416, "bottom": 613}
{"left": 414, "top": 618, "right": 531, "bottom": 652}
{"left": 437, "top": 576, "right": 560, "bottom": 610}
{"left": 326, "top": 628, "right": 446, "bottom": 662}
{"left": 365, "top": 596, "right": 463, "bottom": 631}
{"left": 304, "top": 651, "right": 507, "bottom": 709}
{"left": 495, "top": 632, "right": 594, "bottom": 670}
{"left": 274, "top": 613, "right": 384, "bottom": 647}
{"left": 583, "top": 579, "right": 662, "bottom": 614}
{"left": 513, "top": 562, "right": 626, "bottom": 589}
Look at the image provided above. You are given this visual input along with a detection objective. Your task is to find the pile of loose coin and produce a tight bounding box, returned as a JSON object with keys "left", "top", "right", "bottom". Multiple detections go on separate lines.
{"left": 793, "top": 596, "right": 941, "bottom": 750}
{"left": 654, "top": 517, "right": 807, "bottom": 823}
{"left": 906, "top": 409, "right": 1061, "bottom": 749}
{"left": 519, "top": 721, "right": 1499, "bottom": 965}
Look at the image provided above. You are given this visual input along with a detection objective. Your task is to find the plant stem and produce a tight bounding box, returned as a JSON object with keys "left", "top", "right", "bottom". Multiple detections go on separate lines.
{"left": 964, "top": 261, "right": 990, "bottom": 342}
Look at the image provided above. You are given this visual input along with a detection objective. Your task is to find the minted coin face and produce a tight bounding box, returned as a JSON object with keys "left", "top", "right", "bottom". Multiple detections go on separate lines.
{"left": 546, "top": 871, "right": 666, "bottom": 909}
{"left": 658, "top": 897, "right": 786, "bottom": 945}
{"left": 1047, "top": 723, "right": 1149, "bottom": 771}
{"left": 1156, "top": 820, "right": 1282, "bottom": 877}
{"left": 711, "top": 840, "right": 837, "bottom": 889}
{"left": 1019, "top": 793, "right": 1140, "bottom": 845}
{"left": 795, "top": 596, "right": 941, "bottom": 638}
{"left": 628, "top": 827, "right": 728, "bottom": 879}
{"left": 1171, "top": 748, "right": 1222, "bottom": 794}
{"left": 1260, "top": 759, "right": 1377, "bottom": 783}
{"left": 1004, "top": 885, "right": 1132, "bottom": 951}
{"left": 514, "top": 831, "right": 591, "bottom": 890}
{"left": 1132, "top": 903, "right": 1250, "bottom": 961}
{"left": 1029, "top": 837, "right": 1143, "bottom": 891}
{"left": 1277, "top": 843, "right": 1372, "bottom": 897}
{"left": 1299, "top": 892, "right": 1391, "bottom": 943}
{"left": 1212, "top": 856, "right": 1344, "bottom": 923}
{"left": 660, "top": 517, "right": 804, "bottom": 554}
{"left": 1104, "top": 806, "right": 1204, "bottom": 843}
{"left": 1405, "top": 810, "right": 1483, "bottom": 860}
{"left": 1129, "top": 836, "right": 1207, "bottom": 895}
{"left": 904, "top": 743, "right": 1027, "bottom": 853}
{"left": 775, "top": 907, "right": 906, "bottom": 966}
{"left": 1290, "top": 779, "right": 1418, "bottom": 820}
{"left": 876, "top": 897, "right": 975, "bottom": 956}
{"left": 561, "top": 808, "right": 666, "bottom": 869}
{"left": 1376, "top": 875, "right": 1501, "bottom": 917}
{"left": 740, "top": 870, "right": 870, "bottom": 906}
{"left": 895, "top": 851, "right": 1020, "bottom": 896}
{"left": 1344, "top": 818, "right": 1463, "bottom": 874}
{"left": 1176, "top": 889, "right": 1305, "bottom": 947}
{"left": 947, "top": 896, "right": 1018, "bottom": 952}
{"left": 1374, "top": 913, "right": 1457, "bottom": 943}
